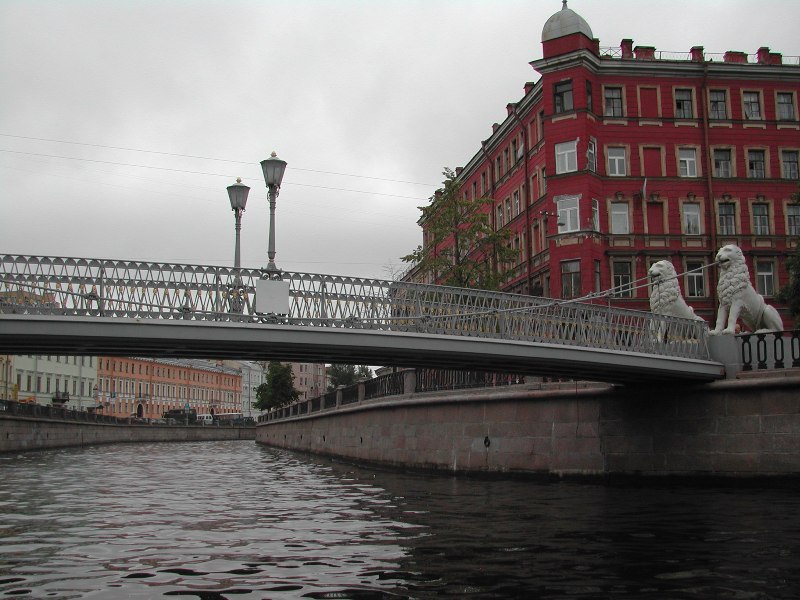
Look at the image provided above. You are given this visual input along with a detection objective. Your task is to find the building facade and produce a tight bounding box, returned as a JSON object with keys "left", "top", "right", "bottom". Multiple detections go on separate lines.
{"left": 9, "top": 355, "right": 98, "bottom": 409}
{"left": 95, "top": 357, "right": 241, "bottom": 420}
{"left": 291, "top": 362, "right": 326, "bottom": 401}
{"left": 413, "top": 2, "right": 799, "bottom": 327}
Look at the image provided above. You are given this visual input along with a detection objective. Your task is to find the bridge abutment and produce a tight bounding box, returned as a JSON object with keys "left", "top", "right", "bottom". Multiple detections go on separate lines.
{"left": 256, "top": 375, "right": 800, "bottom": 478}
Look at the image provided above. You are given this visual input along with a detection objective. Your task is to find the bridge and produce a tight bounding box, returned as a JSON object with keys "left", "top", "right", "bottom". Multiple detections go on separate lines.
{"left": 0, "top": 254, "right": 724, "bottom": 384}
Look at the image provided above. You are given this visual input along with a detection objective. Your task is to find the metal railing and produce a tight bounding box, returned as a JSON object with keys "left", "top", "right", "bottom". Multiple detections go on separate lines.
{"left": 259, "top": 367, "right": 533, "bottom": 423}
{"left": 0, "top": 254, "right": 711, "bottom": 361}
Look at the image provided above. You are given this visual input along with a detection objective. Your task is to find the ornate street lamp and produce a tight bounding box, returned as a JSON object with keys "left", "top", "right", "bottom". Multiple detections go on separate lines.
{"left": 227, "top": 177, "right": 250, "bottom": 313}
{"left": 260, "top": 151, "right": 288, "bottom": 275}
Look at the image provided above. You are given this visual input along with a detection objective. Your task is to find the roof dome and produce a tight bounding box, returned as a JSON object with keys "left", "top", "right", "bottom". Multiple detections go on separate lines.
{"left": 541, "top": 1, "right": 593, "bottom": 42}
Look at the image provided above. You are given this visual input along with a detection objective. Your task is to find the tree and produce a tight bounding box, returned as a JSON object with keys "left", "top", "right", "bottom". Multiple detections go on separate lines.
{"left": 327, "top": 364, "right": 373, "bottom": 392}
{"left": 402, "top": 168, "right": 517, "bottom": 290}
{"left": 254, "top": 361, "right": 299, "bottom": 411}
{"left": 777, "top": 183, "right": 800, "bottom": 322}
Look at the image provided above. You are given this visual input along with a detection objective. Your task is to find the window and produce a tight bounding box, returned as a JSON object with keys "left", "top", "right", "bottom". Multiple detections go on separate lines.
{"left": 755, "top": 261, "right": 774, "bottom": 296}
{"left": 675, "top": 88, "right": 694, "bottom": 118}
{"left": 511, "top": 140, "right": 518, "bottom": 163}
{"left": 713, "top": 149, "right": 732, "bottom": 178}
{"left": 743, "top": 91, "right": 762, "bottom": 119}
{"left": 481, "top": 172, "right": 487, "bottom": 195}
{"left": 591, "top": 199, "right": 599, "bottom": 231}
{"left": 555, "top": 140, "right": 578, "bottom": 174}
{"left": 554, "top": 80, "right": 573, "bottom": 113}
{"left": 587, "top": 138, "right": 596, "bottom": 172}
{"left": 610, "top": 202, "right": 630, "bottom": 234}
{"left": 748, "top": 149, "right": 766, "bottom": 178}
{"left": 684, "top": 203, "right": 701, "bottom": 235}
{"left": 718, "top": 202, "right": 736, "bottom": 235}
{"left": 777, "top": 92, "right": 796, "bottom": 121}
{"left": 594, "top": 260, "right": 601, "bottom": 294}
{"left": 557, "top": 195, "right": 580, "bottom": 233}
{"left": 612, "top": 261, "right": 633, "bottom": 297}
{"left": 472, "top": 181, "right": 477, "bottom": 199}
{"left": 787, "top": 205, "right": 800, "bottom": 236}
{"left": 678, "top": 148, "right": 697, "bottom": 177}
{"left": 752, "top": 203, "right": 770, "bottom": 235}
{"left": 685, "top": 261, "right": 705, "bottom": 298}
{"left": 709, "top": 90, "right": 727, "bottom": 119}
{"left": 781, "top": 150, "right": 799, "bottom": 179}
{"left": 512, "top": 190, "right": 520, "bottom": 216}
{"left": 496, "top": 204, "right": 503, "bottom": 228}
{"left": 604, "top": 87, "right": 623, "bottom": 117}
{"left": 586, "top": 80, "right": 593, "bottom": 112}
{"left": 505, "top": 198, "right": 512, "bottom": 223}
{"left": 561, "top": 260, "right": 581, "bottom": 299}
{"left": 607, "top": 147, "right": 626, "bottom": 176}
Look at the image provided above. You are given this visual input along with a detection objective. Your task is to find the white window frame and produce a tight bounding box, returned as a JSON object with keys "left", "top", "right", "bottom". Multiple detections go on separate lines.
{"left": 755, "top": 260, "right": 774, "bottom": 297}
{"left": 781, "top": 149, "right": 799, "bottom": 180}
{"left": 610, "top": 202, "right": 630, "bottom": 234}
{"left": 675, "top": 88, "right": 694, "bottom": 119}
{"left": 607, "top": 147, "right": 626, "bottom": 176}
{"left": 587, "top": 138, "right": 597, "bottom": 172}
{"left": 561, "top": 260, "right": 581, "bottom": 299}
{"left": 743, "top": 91, "right": 763, "bottom": 120}
{"left": 776, "top": 92, "right": 796, "bottom": 121}
{"left": 683, "top": 203, "right": 701, "bottom": 235}
{"left": 709, "top": 89, "right": 727, "bottom": 120}
{"left": 555, "top": 140, "right": 578, "bottom": 174}
{"left": 611, "top": 260, "right": 634, "bottom": 298}
{"left": 748, "top": 149, "right": 766, "bottom": 179}
{"left": 714, "top": 149, "right": 732, "bottom": 178}
{"left": 678, "top": 148, "right": 697, "bottom": 177}
{"left": 556, "top": 195, "right": 580, "bottom": 234}
{"left": 787, "top": 205, "right": 800, "bottom": 236}
{"left": 685, "top": 260, "right": 706, "bottom": 298}
{"left": 752, "top": 203, "right": 770, "bottom": 236}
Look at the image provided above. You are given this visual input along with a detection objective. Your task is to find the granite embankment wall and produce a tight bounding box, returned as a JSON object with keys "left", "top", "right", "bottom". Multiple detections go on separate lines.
{"left": 256, "top": 373, "right": 800, "bottom": 478}
{"left": 0, "top": 416, "right": 255, "bottom": 453}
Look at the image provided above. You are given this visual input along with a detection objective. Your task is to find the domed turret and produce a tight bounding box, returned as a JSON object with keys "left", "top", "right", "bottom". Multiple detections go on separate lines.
{"left": 541, "top": 0, "right": 593, "bottom": 42}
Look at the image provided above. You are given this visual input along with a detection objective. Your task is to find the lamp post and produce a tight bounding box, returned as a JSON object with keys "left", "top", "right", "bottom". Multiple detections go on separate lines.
{"left": 260, "top": 151, "right": 288, "bottom": 276}
{"left": 227, "top": 177, "right": 250, "bottom": 313}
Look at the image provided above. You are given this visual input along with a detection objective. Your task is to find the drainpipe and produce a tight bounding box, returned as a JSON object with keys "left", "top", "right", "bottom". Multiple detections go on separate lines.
{"left": 480, "top": 141, "right": 499, "bottom": 280}
{"left": 511, "top": 106, "right": 533, "bottom": 294}
{"left": 701, "top": 61, "right": 719, "bottom": 309}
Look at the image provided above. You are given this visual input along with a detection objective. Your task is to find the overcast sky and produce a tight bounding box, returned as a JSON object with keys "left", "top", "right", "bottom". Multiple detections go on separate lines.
{"left": 1, "top": 0, "right": 798, "bottom": 281}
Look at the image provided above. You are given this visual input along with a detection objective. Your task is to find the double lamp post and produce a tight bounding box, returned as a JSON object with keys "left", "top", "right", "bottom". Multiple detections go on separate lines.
{"left": 225, "top": 152, "right": 288, "bottom": 312}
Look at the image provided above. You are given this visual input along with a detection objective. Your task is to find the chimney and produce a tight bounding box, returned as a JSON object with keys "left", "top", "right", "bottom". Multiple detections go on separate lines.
{"left": 757, "top": 47, "right": 770, "bottom": 64}
{"left": 634, "top": 46, "right": 655, "bottom": 60}
{"left": 506, "top": 103, "right": 517, "bottom": 116}
{"left": 621, "top": 39, "right": 633, "bottom": 59}
{"left": 524, "top": 82, "right": 535, "bottom": 95}
{"left": 690, "top": 46, "right": 704, "bottom": 62}
{"left": 591, "top": 38, "right": 600, "bottom": 55}
{"left": 455, "top": 167, "right": 464, "bottom": 176}
{"left": 724, "top": 51, "right": 748, "bottom": 63}
{"left": 492, "top": 123, "right": 499, "bottom": 133}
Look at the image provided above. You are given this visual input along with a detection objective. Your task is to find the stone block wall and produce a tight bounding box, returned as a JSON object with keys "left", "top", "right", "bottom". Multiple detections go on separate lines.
{"left": 256, "top": 375, "right": 800, "bottom": 478}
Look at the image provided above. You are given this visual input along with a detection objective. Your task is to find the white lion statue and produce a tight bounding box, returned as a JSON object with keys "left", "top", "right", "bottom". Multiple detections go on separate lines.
{"left": 648, "top": 260, "right": 705, "bottom": 322}
{"left": 648, "top": 260, "right": 705, "bottom": 343}
{"left": 709, "top": 244, "right": 783, "bottom": 335}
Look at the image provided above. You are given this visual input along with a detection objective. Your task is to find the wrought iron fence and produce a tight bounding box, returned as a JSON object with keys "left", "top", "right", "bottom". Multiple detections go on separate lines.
{"left": 414, "top": 368, "right": 524, "bottom": 392}
{"left": 0, "top": 254, "right": 711, "bottom": 361}
{"left": 364, "top": 371, "right": 405, "bottom": 400}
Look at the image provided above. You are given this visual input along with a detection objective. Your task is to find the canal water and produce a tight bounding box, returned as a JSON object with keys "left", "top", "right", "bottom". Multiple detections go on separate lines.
{"left": 0, "top": 441, "right": 798, "bottom": 599}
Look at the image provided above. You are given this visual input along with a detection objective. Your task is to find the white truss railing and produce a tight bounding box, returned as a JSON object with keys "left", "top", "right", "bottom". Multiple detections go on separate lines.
{"left": 0, "top": 254, "right": 711, "bottom": 361}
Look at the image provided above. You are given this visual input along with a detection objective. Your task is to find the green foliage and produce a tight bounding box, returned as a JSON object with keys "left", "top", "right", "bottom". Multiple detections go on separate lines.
{"left": 254, "top": 361, "right": 299, "bottom": 411}
{"left": 778, "top": 183, "right": 800, "bottom": 321}
{"left": 777, "top": 239, "right": 800, "bottom": 320}
{"left": 327, "top": 364, "right": 373, "bottom": 392}
{"left": 402, "top": 168, "right": 517, "bottom": 290}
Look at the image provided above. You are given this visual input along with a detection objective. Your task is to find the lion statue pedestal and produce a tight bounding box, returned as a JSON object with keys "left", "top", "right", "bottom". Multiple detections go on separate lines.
{"left": 710, "top": 244, "right": 783, "bottom": 335}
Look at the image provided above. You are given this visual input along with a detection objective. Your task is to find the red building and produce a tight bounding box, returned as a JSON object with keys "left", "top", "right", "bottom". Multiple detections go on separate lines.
{"left": 413, "top": 2, "right": 799, "bottom": 327}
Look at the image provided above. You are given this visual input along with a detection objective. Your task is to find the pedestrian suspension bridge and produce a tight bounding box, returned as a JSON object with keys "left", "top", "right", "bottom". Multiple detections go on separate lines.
{"left": 0, "top": 254, "right": 724, "bottom": 383}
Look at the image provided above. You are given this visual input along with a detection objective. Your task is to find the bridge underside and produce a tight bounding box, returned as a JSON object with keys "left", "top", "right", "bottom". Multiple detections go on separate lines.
{"left": 0, "top": 316, "right": 723, "bottom": 384}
